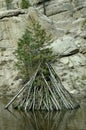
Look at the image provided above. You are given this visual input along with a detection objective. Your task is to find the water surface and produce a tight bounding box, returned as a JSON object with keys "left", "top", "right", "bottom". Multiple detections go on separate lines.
{"left": 0, "top": 97, "right": 86, "bottom": 130}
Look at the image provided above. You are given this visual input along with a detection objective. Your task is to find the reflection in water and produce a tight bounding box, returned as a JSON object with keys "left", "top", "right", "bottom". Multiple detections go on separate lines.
{"left": 0, "top": 98, "right": 86, "bottom": 130}
{"left": 20, "top": 111, "right": 70, "bottom": 130}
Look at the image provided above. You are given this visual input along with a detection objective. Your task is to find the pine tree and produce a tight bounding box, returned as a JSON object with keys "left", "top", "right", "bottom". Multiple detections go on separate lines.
{"left": 15, "top": 19, "right": 54, "bottom": 82}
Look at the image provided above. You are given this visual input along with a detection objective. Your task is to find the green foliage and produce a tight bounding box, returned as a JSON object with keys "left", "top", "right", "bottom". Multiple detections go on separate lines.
{"left": 21, "top": 0, "right": 30, "bottom": 9}
{"left": 15, "top": 20, "right": 54, "bottom": 82}
{"left": 81, "top": 19, "right": 86, "bottom": 29}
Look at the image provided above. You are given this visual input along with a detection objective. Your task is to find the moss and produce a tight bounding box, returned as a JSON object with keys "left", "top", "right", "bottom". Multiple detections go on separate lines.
{"left": 0, "top": 47, "right": 6, "bottom": 52}
{"left": 82, "top": 75, "right": 86, "bottom": 80}
{"left": 81, "top": 19, "right": 86, "bottom": 29}
{"left": 20, "top": 0, "right": 30, "bottom": 9}
{"left": 0, "top": 60, "right": 7, "bottom": 66}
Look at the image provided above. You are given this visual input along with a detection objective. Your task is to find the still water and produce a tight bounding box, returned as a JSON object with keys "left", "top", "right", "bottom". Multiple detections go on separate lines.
{"left": 0, "top": 97, "right": 86, "bottom": 130}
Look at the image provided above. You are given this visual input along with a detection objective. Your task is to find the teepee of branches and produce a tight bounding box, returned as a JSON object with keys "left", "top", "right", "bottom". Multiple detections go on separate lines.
{"left": 5, "top": 63, "right": 79, "bottom": 111}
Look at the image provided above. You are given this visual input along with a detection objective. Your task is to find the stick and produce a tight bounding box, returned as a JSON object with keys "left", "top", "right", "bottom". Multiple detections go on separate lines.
{"left": 32, "top": 86, "right": 36, "bottom": 111}
{"left": 5, "top": 63, "right": 41, "bottom": 109}
{"left": 38, "top": 87, "right": 43, "bottom": 110}
{"left": 4, "top": 77, "right": 33, "bottom": 109}
{"left": 41, "top": 73, "right": 61, "bottom": 110}
{"left": 48, "top": 67, "right": 69, "bottom": 108}
{"left": 48, "top": 63, "right": 77, "bottom": 109}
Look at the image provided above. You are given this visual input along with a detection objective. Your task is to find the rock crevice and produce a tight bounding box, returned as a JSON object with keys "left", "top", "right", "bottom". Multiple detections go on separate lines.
{"left": 0, "top": 9, "right": 27, "bottom": 19}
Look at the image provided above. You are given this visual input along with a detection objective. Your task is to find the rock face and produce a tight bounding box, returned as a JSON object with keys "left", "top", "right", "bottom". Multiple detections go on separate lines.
{"left": 51, "top": 37, "right": 86, "bottom": 94}
{"left": 0, "top": 0, "right": 86, "bottom": 97}
{"left": 0, "top": 10, "right": 27, "bottom": 95}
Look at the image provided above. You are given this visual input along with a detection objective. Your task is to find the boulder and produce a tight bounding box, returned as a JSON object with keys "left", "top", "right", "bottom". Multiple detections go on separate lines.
{"left": 51, "top": 36, "right": 79, "bottom": 55}
{"left": 27, "top": 7, "right": 65, "bottom": 39}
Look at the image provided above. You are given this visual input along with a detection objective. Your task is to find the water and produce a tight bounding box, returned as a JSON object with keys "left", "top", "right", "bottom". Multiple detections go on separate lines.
{"left": 0, "top": 97, "right": 86, "bottom": 130}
